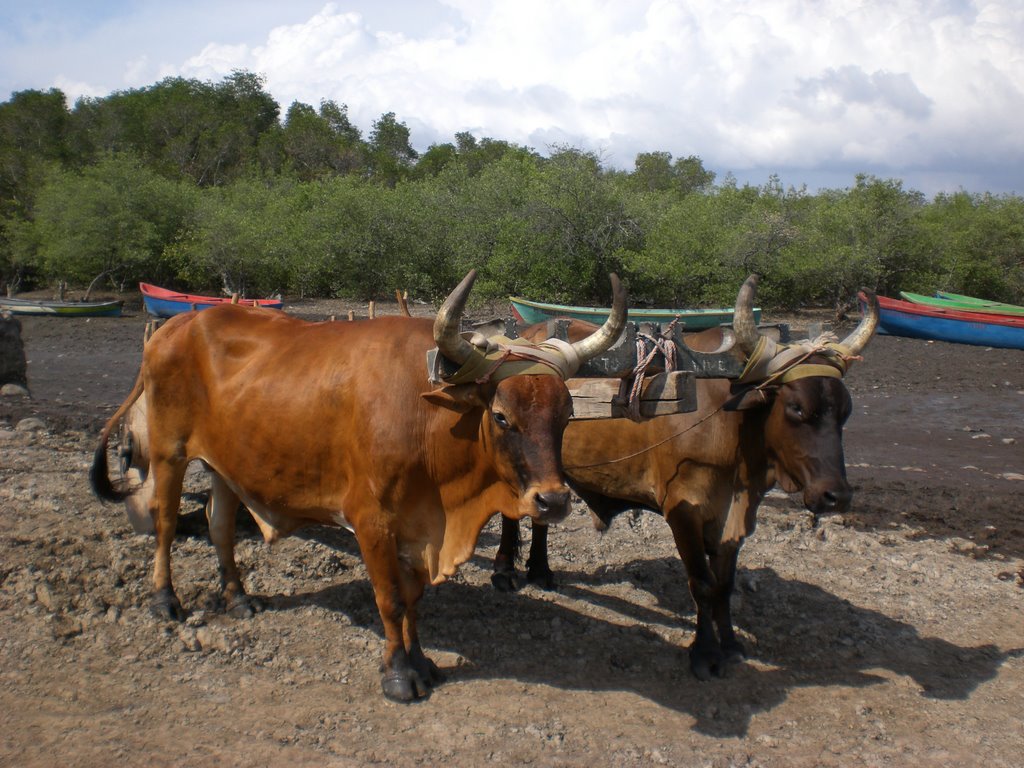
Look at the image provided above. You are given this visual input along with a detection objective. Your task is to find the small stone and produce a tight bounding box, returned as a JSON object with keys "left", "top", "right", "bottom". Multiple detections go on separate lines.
{"left": 179, "top": 627, "right": 201, "bottom": 652}
{"left": 1, "top": 383, "right": 29, "bottom": 397}
{"left": 35, "top": 582, "right": 56, "bottom": 610}
{"left": 15, "top": 417, "right": 46, "bottom": 432}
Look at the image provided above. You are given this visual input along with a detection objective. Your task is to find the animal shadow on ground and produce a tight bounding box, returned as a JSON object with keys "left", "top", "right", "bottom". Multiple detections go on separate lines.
{"left": 256, "top": 528, "right": 1016, "bottom": 737}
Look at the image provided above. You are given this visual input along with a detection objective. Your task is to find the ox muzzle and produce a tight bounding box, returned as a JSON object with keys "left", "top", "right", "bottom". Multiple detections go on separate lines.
{"left": 526, "top": 486, "right": 572, "bottom": 524}
{"left": 804, "top": 480, "right": 853, "bottom": 516}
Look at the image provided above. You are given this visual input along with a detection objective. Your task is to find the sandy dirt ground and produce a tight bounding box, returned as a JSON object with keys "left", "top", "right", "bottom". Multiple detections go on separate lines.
{"left": 0, "top": 294, "right": 1022, "bottom": 767}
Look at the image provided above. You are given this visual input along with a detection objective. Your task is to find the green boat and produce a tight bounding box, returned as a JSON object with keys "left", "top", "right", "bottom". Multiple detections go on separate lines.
{"left": 0, "top": 296, "right": 123, "bottom": 317}
{"left": 509, "top": 296, "right": 761, "bottom": 329}
{"left": 899, "top": 291, "right": 1024, "bottom": 317}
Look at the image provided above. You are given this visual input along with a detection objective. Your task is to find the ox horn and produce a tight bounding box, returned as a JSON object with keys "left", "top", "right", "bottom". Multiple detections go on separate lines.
{"left": 842, "top": 289, "right": 880, "bottom": 355}
{"left": 569, "top": 274, "right": 629, "bottom": 363}
{"left": 433, "top": 269, "right": 479, "bottom": 365}
{"left": 732, "top": 274, "right": 761, "bottom": 357}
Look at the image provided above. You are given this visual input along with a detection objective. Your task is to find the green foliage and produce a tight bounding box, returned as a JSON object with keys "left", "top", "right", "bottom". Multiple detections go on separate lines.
{"left": 68, "top": 72, "right": 279, "bottom": 186}
{"left": 0, "top": 89, "right": 70, "bottom": 217}
{"left": 166, "top": 176, "right": 296, "bottom": 297}
{"left": 630, "top": 151, "right": 715, "bottom": 196}
{"left": 366, "top": 112, "right": 418, "bottom": 187}
{"left": 918, "top": 192, "right": 1024, "bottom": 302}
{"left": 782, "top": 175, "right": 931, "bottom": 312}
{"left": 268, "top": 99, "right": 364, "bottom": 180}
{"left": 32, "top": 153, "right": 196, "bottom": 290}
{"left": 1, "top": 72, "right": 1022, "bottom": 309}
{"left": 486, "top": 147, "right": 641, "bottom": 302}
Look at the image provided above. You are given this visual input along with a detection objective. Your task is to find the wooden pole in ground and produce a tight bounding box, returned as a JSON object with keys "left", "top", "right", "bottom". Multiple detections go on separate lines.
{"left": 396, "top": 289, "right": 411, "bottom": 317}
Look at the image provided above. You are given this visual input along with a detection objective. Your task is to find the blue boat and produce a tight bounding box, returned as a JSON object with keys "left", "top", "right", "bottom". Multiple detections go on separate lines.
{"left": 140, "top": 282, "right": 283, "bottom": 318}
{"left": 867, "top": 293, "right": 1024, "bottom": 350}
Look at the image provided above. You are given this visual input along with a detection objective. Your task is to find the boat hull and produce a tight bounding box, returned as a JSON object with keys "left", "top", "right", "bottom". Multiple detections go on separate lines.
{"left": 900, "top": 291, "right": 1024, "bottom": 317}
{"left": 868, "top": 294, "right": 1024, "bottom": 350}
{"left": 0, "top": 297, "right": 123, "bottom": 317}
{"left": 140, "top": 283, "right": 284, "bottom": 318}
{"left": 509, "top": 297, "right": 760, "bottom": 329}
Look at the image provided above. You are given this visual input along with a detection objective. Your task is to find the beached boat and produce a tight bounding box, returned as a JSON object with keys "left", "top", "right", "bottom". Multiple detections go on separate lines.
{"left": 936, "top": 290, "right": 1024, "bottom": 309}
{"left": 899, "top": 291, "right": 1024, "bottom": 317}
{"left": 866, "top": 293, "right": 1024, "bottom": 350}
{"left": 509, "top": 296, "right": 760, "bottom": 329}
{"left": 0, "top": 296, "right": 123, "bottom": 317}
{"left": 140, "top": 282, "right": 284, "bottom": 318}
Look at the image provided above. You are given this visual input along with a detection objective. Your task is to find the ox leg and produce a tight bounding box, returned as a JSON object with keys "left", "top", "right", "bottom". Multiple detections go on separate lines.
{"left": 400, "top": 577, "right": 445, "bottom": 689}
{"left": 491, "top": 515, "right": 522, "bottom": 592}
{"left": 491, "top": 518, "right": 555, "bottom": 592}
{"left": 666, "top": 508, "right": 724, "bottom": 681}
{"left": 206, "top": 474, "right": 262, "bottom": 618}
{"left": 710, "top": 491, "right": 760, "bottom": 666}
{"left": 149, "top": 456, "right": 187, "bottom": 621}
{"left": 709, "top": 540, "right": 746, "bottom": 664}
{"left": 358, "top": 522, "right": 437, "bottom": 702}
{"left": 525, "top": 521, "right": 555, "bottom": 589}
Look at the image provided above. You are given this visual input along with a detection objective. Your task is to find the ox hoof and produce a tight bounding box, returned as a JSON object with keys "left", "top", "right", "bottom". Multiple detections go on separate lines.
{"left": 689, "top": 646, "right": 727, "bottom": 681}
{"left": 381, "top": 669, "right": 432, "bottom": 703}
{"left": 410, "top": 648, "right": 445, "bottom": 686}
{"left": 225, "top": 593, "right": 265, "bottom": 619}
{"left": 721, "top": 638, "right": 747, "bottom": 665}
{"left": 490, "top": 569, "right": 521, "bottom": 593}
{"left": 526, "top": 565, "right": 556, "bottom": 591}
{"left": 150, "top": 589, "right": 186, "bottom": 622}
{"left": 381, "top": 648, "right": 444, "bottom": 702}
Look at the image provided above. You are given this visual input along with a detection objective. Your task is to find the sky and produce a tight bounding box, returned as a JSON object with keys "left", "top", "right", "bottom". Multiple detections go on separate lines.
{"left": 1, "top": 0, "right": 1022, "bottom": 197}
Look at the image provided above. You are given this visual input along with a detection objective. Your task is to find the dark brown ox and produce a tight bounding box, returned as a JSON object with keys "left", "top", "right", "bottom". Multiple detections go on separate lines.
{"left": 496, "top": 276, "right": 879, "bottom": 680}
{"left": 91, "top": 271, "right": 627, "bottom": 701}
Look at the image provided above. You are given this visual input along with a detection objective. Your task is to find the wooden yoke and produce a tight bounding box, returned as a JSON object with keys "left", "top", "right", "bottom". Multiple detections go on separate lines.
{"left": 454, "top": 317, "right": 797, "bottom": 421}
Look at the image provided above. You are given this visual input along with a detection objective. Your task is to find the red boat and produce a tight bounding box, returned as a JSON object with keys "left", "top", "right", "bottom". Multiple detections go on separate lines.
{"left": 865, "top": 293, "right": 1024, "bottom": 350}
{"left": 140, "top": 282, "right": 284, "bottom": 318}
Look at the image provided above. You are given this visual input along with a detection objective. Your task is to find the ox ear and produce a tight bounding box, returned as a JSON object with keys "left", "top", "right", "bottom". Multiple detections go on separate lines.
{"left": 723, "top": 385, "right": 777, "bottom": 411}
{"left": 421, "top": 384, "right": 486, "bottom": 413}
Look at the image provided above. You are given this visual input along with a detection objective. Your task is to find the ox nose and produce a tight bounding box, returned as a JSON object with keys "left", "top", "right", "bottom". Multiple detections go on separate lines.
{"left": 534, "top": 489, "right": 571, "bottom": 523}
{"left": 812, "top": 484, "right": 852, "bottom": 515}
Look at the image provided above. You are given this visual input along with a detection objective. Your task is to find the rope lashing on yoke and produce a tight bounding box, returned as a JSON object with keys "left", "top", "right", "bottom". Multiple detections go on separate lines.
{"left": 428, "top": 333, "right": 580, "bottom": 386}
{"left": 624, "top": 318, "right": 680, "bottom": 422}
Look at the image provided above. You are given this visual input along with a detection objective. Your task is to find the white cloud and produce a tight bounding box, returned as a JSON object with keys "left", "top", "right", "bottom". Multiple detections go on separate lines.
{"left": 2, "top": 0, "right": 1022, "bottom": 194}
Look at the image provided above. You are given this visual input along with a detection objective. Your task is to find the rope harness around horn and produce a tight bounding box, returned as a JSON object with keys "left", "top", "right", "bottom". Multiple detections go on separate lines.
{"left": 428, "top": 335, "right": 580, "bottom": 386}
{"left": 737, "top": 332, "right": 862, "bottom": 388}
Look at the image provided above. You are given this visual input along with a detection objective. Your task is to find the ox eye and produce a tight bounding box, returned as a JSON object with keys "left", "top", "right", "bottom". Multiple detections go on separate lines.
{"left": 492, "top": 412, "right": 511, "bottom": 430}
{"left": 788, "top": 403, "right": 805, "bottom": 420}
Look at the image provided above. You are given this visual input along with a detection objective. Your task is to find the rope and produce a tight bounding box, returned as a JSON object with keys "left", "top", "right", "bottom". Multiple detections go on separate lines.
{"left": 625, "top": 318, "right": 679, "bottom": 421}
{"left": 565, "top": 402, "right": 728, "bottom": 470}
{"left": 473, "top": 348, "right": 513, "bottom": 384}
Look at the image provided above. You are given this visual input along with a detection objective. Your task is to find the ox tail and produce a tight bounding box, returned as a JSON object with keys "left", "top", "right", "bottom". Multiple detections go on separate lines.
{"left": 90, "top": 369, "right": 145, "bottom": 503}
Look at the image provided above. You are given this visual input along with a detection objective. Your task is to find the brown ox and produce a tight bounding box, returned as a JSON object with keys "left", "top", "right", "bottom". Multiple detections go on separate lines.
{"left": 91, "top": 271, "right": 627, "bottom": 701}
{"left": 495, "top": 276, "right": 879, "bottom": 680}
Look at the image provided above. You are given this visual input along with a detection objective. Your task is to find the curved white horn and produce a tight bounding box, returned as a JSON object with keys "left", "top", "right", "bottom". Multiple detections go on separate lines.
{"left": 732, "top": 274, "right": 761, "bottom": 356}
{"left": 568, "top": 274, "right": 628, "bottom": 362}
{"left": 844, "top": 290, "right": 880, "bottom": 355}
{"left": 433, "top": 270, "right": 478, "bottom": 365}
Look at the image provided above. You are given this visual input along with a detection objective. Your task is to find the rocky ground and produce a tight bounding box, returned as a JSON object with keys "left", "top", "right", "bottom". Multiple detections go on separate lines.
{"left": 0, "top": 294, "right": 1021, "bottom": 767}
